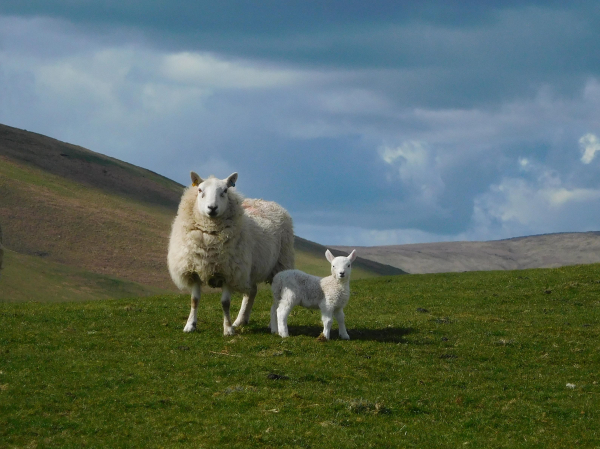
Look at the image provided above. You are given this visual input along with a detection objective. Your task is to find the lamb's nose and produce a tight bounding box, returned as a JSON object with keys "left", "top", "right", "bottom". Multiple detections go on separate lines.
{"left": 339, "top": 271, "right": 345, "bottom": 277}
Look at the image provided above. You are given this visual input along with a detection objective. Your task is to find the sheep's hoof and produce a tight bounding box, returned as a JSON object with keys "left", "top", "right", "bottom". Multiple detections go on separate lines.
{"left": 183, "top": 323, "right": 196, "bottom": 333}
{"left": 223, "top": 327, "right": 235, "bottom": 336}
{"left": 316, "top": 333, "right": 328, "bottom": 342}
{"left": 340, "top": 334, "right": 350, "bottom": 340}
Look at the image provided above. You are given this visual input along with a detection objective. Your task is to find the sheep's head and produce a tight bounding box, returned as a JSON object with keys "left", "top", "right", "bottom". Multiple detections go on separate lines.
{"left": 190, "top": 171, "right": 238, "bottom": 219}
{"left": 325, "top": 249, "right": 357, "bottom": 280}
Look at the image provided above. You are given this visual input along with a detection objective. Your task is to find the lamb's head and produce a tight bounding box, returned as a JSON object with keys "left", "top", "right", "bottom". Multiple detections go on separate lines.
{"left": 190, "top": 171, "right": 238, "bottom": 219}
{"left": 325, "top": 249, "right": 357, "bottom": 280}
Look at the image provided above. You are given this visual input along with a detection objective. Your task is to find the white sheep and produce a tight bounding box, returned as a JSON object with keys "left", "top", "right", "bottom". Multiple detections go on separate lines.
{"left": 270, "top": 249, "right": 357, "bottom": 340}
{"left": 168, "top": 172, "right": 295, "bottom": 336}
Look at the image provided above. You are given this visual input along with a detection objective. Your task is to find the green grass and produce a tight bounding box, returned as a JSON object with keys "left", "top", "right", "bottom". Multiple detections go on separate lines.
{"left": 1, "top": 264, "right": 599, "bottom": 448}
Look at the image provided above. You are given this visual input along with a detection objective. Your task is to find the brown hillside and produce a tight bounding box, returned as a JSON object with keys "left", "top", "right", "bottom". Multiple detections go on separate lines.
{"left": 0, "top": 123, "right": 182, "bottom": 209}
{"left": 0, "top": 154, "right": 179, "bottom": 290}
{"left": 333, "top": 232, "right": 600, "bottom": 274}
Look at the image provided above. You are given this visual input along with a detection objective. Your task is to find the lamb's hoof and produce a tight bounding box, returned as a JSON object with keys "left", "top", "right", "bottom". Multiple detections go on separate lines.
{"left": 232, "top": 318, "right": 248, "bottom": 328}
{"left": 340, "top": 334, "right": 350, "bottom": 340}
{"left": 316, "top": 333, "right": 328, "bottom": 342}
{"left": 223, "top": 327, "right": 235, "bottom": 336}
{"left": 183, "top": 323, "right": 196, "bottom": 333}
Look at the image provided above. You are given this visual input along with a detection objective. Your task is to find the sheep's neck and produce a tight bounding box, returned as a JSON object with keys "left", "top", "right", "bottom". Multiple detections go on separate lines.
{"left": 191, "top": 207, "right": 241, "bottom": 236}
{"left": 324, "top": 275, "right": 350, "bottom": 294}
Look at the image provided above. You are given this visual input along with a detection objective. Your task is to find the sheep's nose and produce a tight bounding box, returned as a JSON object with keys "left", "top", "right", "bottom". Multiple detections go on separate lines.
{"left": 207, "top": 205, "right": 218, "bottom": 215}
{"left": 339, "top": 271, "right": 345, "bottom": 277}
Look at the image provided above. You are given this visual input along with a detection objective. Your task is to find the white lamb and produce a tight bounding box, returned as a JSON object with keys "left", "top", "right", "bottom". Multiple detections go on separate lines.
{"left": 168, "top": 172, "right": 295, "bottom": 336}
{"left": 271, "top": 249, "right": 357, "bottom": 340}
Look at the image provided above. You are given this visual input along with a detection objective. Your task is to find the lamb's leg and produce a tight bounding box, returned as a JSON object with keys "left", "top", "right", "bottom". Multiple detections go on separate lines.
{"left": 183, "top": 282, "right": 201, "bottom": 333}
{"left": 232, "top": 284, "right": 257, "bottom": 328}
{"left": 221, "top": 286, "right": 235, "bottom": 336}
{"left": 334, "top": 308, "right": 350, "bottom": 340}
{"left": 321, "top": 310, "right": 333, "bottom": 340}
{"left": 276, "top": 298, "right": 292, "bottom": 338}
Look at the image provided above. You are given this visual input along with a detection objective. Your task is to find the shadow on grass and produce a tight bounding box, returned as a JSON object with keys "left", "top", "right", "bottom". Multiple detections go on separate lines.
{"left": 254, "top": 325, "right": 416, "bottom": 343}
{"left": 350, "top": 326, "right": 416, "bottom": 343}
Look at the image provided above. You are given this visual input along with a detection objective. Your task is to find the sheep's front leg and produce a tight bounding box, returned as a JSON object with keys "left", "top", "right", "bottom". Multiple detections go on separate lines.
{"left": 232, "top": 284, "right": 257, "bottom": 327}
{"left": 321, "top": 309, "right": 334, "bottom": 340}
{"left": 334, "top": 308, "right": 350, "bottom": 340}
{"left": 270, "top": 301, "right": 279, "bottom": 334}
{"left": 183, "top": 282, "right": 201, "bottom": 333}
{"left": 221, "top": 286, "right": 235, "bottom": 336}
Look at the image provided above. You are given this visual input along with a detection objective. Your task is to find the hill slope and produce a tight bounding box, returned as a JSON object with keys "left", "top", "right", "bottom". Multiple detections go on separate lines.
{"left": 333, "top": 231, "right": 600, "bottom": 274}
{"left": 0, "top": 124, "right": 400, "bottom": 301}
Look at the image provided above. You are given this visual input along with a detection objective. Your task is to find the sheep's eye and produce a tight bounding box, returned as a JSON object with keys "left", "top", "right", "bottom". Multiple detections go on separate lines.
{"left": 198, "top": 188, "right": 202, "bottom": 193}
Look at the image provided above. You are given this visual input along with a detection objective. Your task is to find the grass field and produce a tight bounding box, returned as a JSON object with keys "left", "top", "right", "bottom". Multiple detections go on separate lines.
{"left": 1, "top": 264, "right": 599, "bottom": 448}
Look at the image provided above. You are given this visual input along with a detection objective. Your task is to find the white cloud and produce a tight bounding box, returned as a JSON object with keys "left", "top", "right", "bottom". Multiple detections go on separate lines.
{"left": 161, "top": 52, "right": 306, "bottom": 89}
{"left": 379, "top": 141, "right": 445, "bottom": 203}
{"left": 579, "top": 133, "right": 600, "bottom": 164}
{"left": 467, "top": 159, "right": 600, "bottom": 240}
{"left": 294, "top": 222, "right": 458, "bottom": 246}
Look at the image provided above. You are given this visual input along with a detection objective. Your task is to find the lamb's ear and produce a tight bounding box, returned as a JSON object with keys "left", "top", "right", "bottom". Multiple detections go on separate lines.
{"left": 325, "top": 249, "right": 335, "bottom": 263}
{"left": 191, "top": 172, "right": 203, "bottom": 187}
{"left": 348, "top": 249, "right": 357, "bottom": 263}
{"left": 226, "top": 172, "right": 238, "bottom": 188}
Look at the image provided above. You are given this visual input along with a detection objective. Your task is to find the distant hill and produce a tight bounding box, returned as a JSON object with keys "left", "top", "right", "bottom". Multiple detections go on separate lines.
{"left": 332, "top": 232, "right": 600, "bottom": 274}
{"left": 0, "top": 124, "right": 400, "bottom": 301}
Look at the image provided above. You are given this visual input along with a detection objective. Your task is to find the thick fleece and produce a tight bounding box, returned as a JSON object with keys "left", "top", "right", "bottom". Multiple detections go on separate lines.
{"left": 271, "top": 249, "right": 356, "bottom": 340}
{"left": 167, "top": 176, "right": 295, "bottom": 334}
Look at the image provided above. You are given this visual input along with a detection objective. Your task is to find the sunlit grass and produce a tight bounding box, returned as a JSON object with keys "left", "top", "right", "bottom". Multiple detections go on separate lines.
{"left": 1, "top": 264, "right": 598, "bottom": 447}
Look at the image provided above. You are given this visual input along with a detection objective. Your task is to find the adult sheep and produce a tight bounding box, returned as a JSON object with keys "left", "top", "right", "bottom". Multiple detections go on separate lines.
{"left": 168, "top": 171, "right": 295, "bottom": 335}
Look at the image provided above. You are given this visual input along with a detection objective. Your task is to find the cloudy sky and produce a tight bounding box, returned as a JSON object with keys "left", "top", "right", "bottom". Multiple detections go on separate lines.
{"left": 1, "top": 1, "right": 599, "bottom": 246}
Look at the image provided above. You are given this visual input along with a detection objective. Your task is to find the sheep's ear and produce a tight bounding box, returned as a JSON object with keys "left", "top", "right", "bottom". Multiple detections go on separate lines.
{"left": 348, "top": 250, "right": 357, "bottom": 263}
{"left": 325, "top": 249, "right": 335, "bottom": 263}
{"left": 191, "top": 171, "right": 203, "bottom": 187}
{"left": 226, "top": 172, "right": 238, "bottom": 188}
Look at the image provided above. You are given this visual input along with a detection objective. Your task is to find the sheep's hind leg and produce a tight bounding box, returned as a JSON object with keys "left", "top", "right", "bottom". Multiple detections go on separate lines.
{"left": 221, "top": 286, "right": 235, "bottom": 336}
{"left": 276, "top": 305, "right": 291, "bottom": 338}
{"left": 334, "top": 308, "right": 350, "bottom": 340}
{"left": 232, "top": 284, "right": 257, "bottom": 327}
{"left": 270, "top": 295, "right": 279, "bottom": 334}
{"left": 183, "top": 282, "right": 201, "bottom": 333}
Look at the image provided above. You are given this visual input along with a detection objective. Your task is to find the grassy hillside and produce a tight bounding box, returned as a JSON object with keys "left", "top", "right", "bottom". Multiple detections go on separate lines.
{"left": 0, "top": 124, "right": 399, "bottom": 302}
{"left": 0, "top": 249, "right": 169, "bottom": 302}
{"left": 0, "top": 153, "right": 179, "bottom": 293}
{"left": 1, "top": 264, "right": 598, "bottom": 447}
{"left": 0, "top": 123, "right": 182, "bottom": 208}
